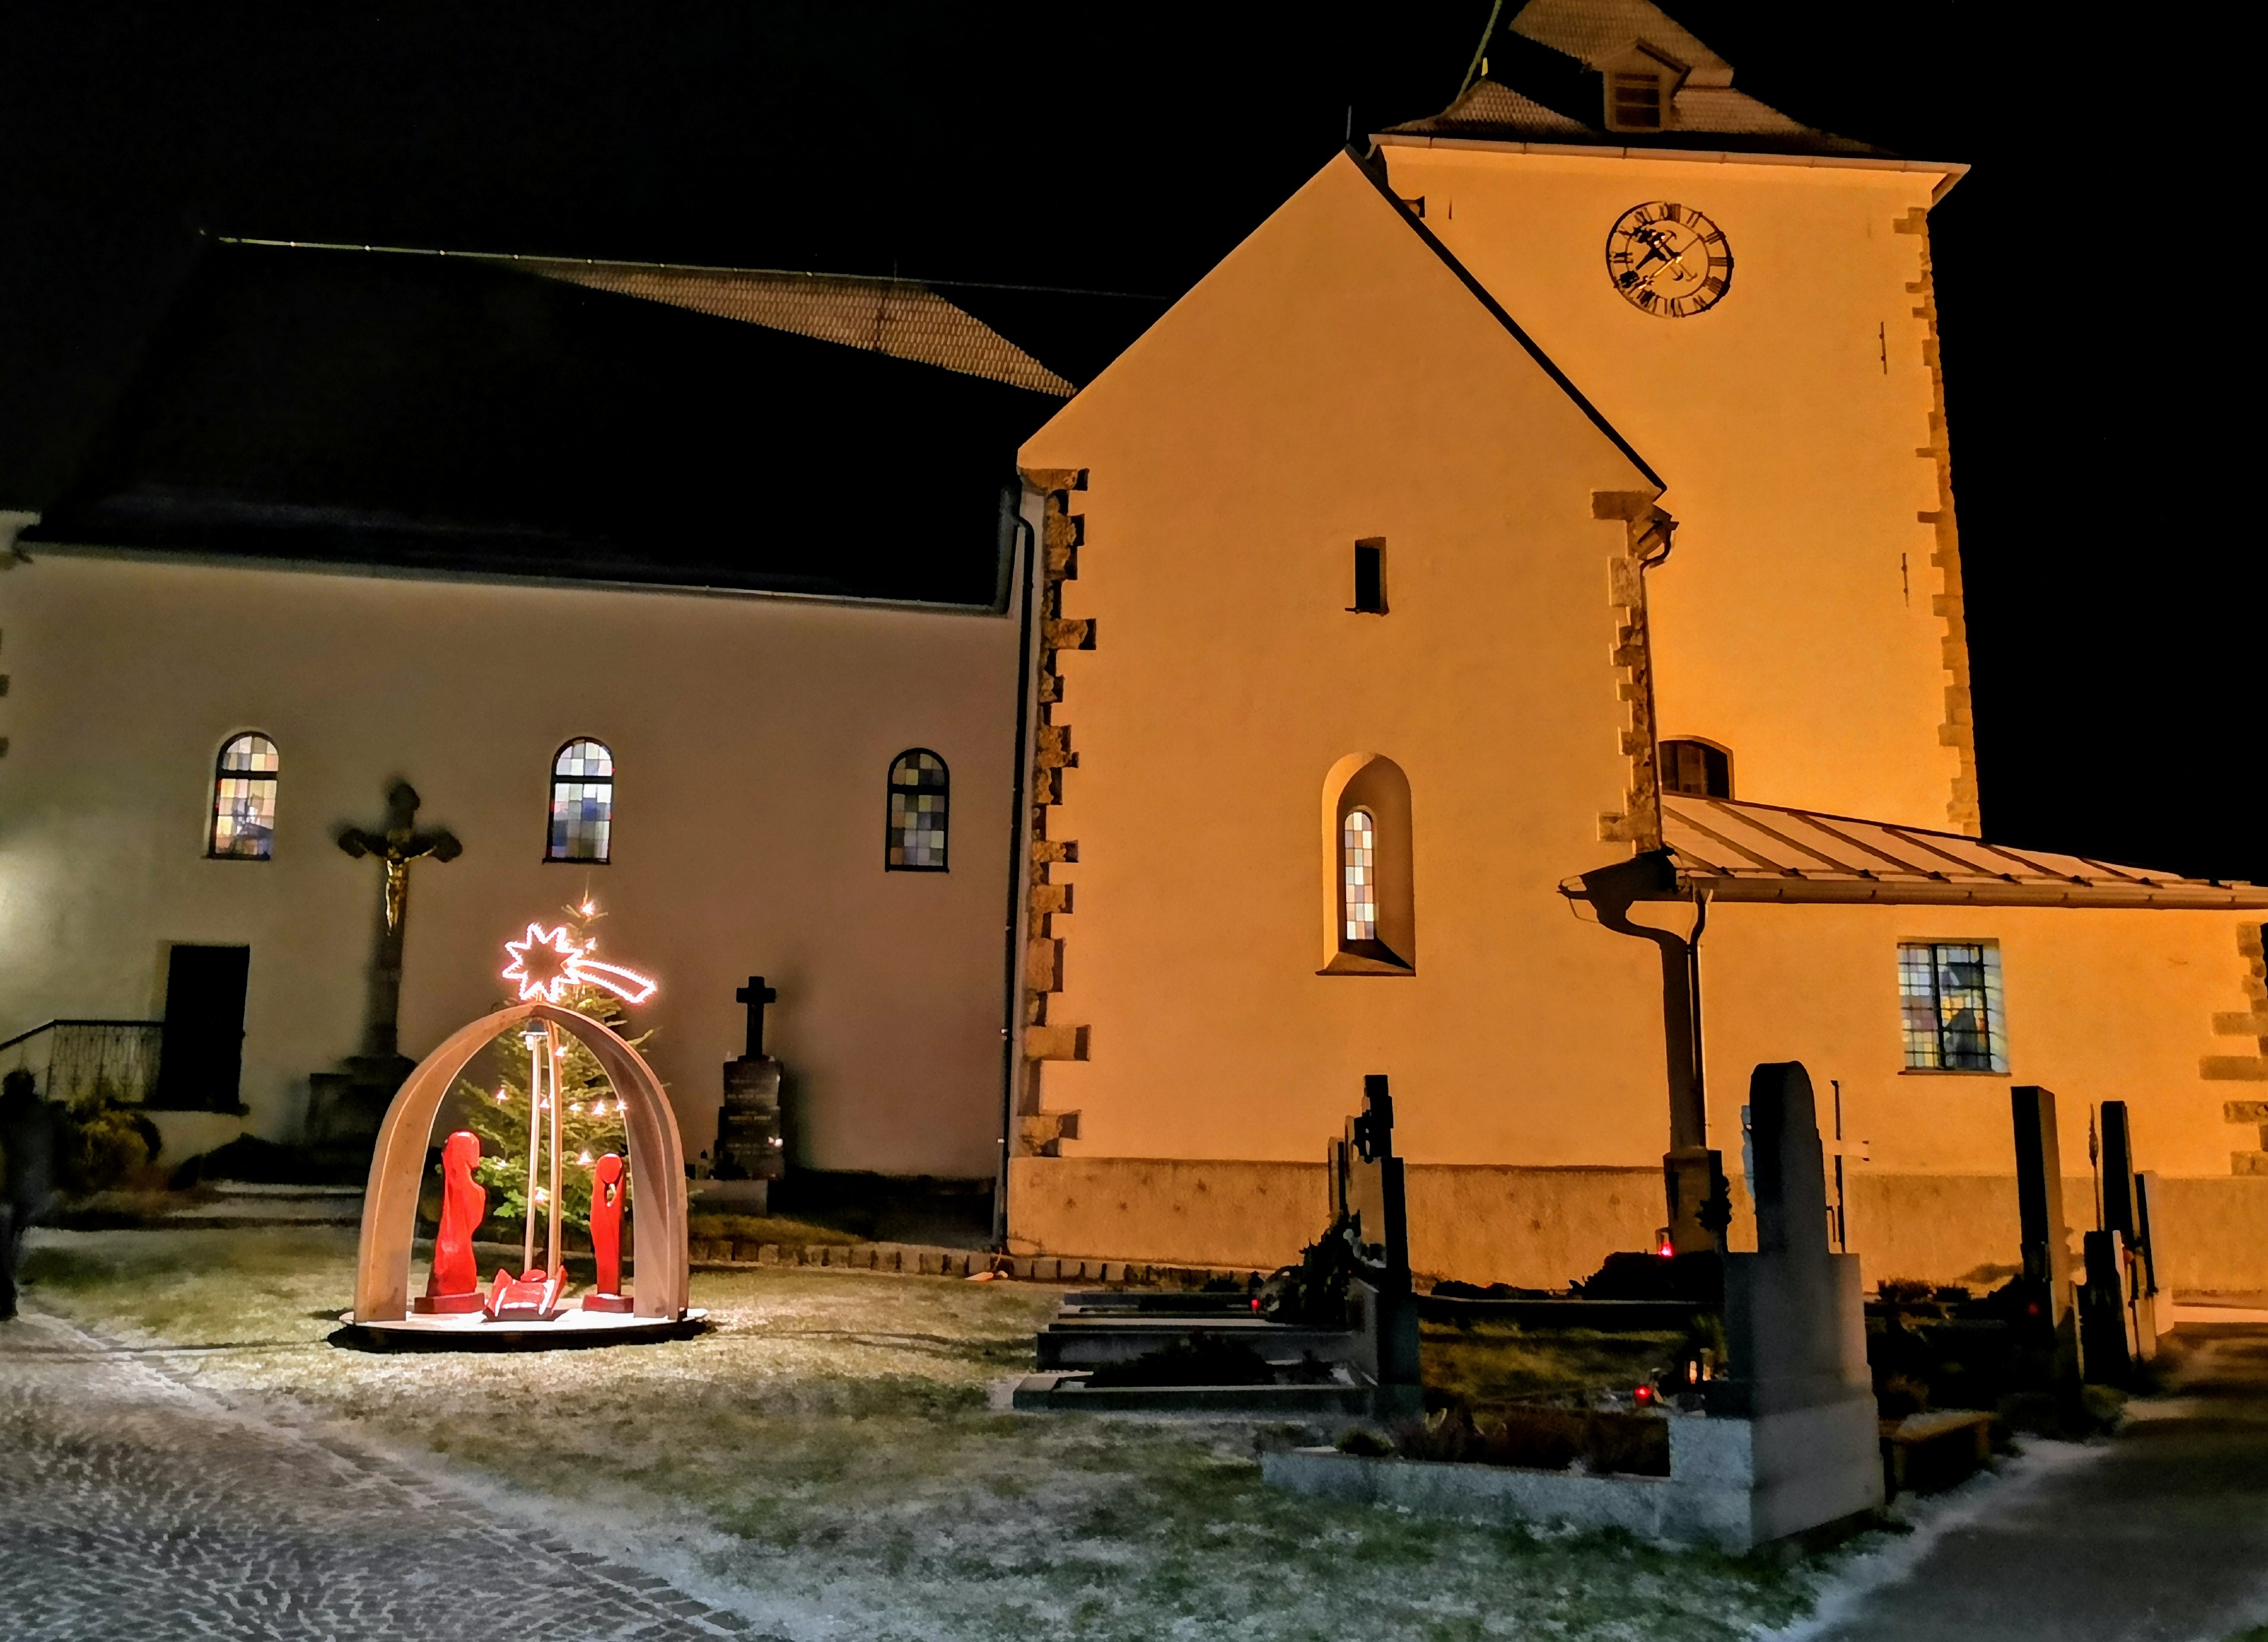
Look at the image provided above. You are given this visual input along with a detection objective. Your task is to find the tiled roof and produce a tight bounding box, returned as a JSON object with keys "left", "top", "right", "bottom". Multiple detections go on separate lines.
{"left": 519, "top": 261, "right": 1073, "bottom": 397}
{"left": 1381, "top": 0, "right": 1885, "bottom": 158}
{"left": 1388, "top": 80, "right": 1592, "bottom": 141}
{"left": 1511, "top": 0, "right": 1731, "bottom": 87}
{"left": 1657, "top": 797, "right": 2268, "bottom": 910}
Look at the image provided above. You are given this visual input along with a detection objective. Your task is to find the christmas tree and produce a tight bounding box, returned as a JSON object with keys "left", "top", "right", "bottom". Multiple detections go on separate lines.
{"left": 453, "top": 899, "right": 652, "bottom": 1236}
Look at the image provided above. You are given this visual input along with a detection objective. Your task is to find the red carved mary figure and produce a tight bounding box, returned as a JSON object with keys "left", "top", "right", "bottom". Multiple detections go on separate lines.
{"left": 416, "top": 1129, "right": 487, "bottom": 1313}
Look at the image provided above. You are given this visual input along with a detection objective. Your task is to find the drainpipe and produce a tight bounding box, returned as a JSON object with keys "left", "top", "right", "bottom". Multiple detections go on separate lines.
{"left": 992, "top": 497, "right": 1041, "bottom": 1250}
{"left": 1570, "top": 499, "right": 1725, "bottom": 1253}
{"left": 1577, "top": 853, "right": 1725, "bottom": 1253}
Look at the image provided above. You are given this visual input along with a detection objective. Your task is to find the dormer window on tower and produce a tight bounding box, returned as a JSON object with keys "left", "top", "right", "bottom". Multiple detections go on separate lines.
{"left": 1610, "top": 72, "right": 1663, "bottom": 129}
{"left": 1601, "top": 42, "right": 1687, "bottom": 133}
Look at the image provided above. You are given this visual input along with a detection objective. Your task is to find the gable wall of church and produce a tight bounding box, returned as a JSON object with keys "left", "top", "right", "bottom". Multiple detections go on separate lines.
{"left": 1377, "top": 143, "right": 1966, "bottom": 830}
{"left": 1016, "top": 153, "right": 1678, "bottom": 1177}
{"left": 0, "top": 553, "right": 1021, "bottom": 1177}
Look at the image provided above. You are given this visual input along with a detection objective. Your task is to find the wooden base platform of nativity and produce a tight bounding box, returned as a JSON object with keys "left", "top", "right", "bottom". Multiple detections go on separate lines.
{"left": 339, "top": 1307, "right": 710, "bottom": 1353}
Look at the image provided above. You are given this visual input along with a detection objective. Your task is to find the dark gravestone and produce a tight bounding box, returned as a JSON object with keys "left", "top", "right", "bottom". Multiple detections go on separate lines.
{"left": 2010, "top": 1086, "right": 2082, "bottom": 1395}
{"left": 1709, "top": 1062, "right": 1870, "bottom": 1419}
{"left": 2080, "top": 1099, "right": 2156, "bottom": 1379}
{"left": 1328, "top": 1074, "right": 1421, "bottom": 1415}
{"left": 2078, "top": 1229, "right": 2133, "bottom": 1383}
{"left": 2101, "top": 1103, "right": 2137, "bottom": 1240}
{"left": 710, "top": 978, "right": 785, "bottom": 1202}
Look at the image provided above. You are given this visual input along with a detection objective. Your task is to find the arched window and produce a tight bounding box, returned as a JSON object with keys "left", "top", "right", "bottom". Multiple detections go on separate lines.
{"left": 1659, "top": 738, "right": 1732, "bottom": 799}
{"left": 886, "top": 750, "right": 949, "bottom": 871}
{"left": 211, "top": 734, "right": 280, "bottom": 859}
{"left": 1342, "top": 811, "right": 1378, "bottom": 942}
{"left": 1320, "top": 753, "right": 1415, "bottom": 975}
{"left": 547, "top": 739, "right": 614, "bottom": 862}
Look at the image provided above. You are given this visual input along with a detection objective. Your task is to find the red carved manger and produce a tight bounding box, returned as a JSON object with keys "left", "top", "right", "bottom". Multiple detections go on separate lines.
{"left": 342, "top": 975, "right": 701, "bottom": 1350}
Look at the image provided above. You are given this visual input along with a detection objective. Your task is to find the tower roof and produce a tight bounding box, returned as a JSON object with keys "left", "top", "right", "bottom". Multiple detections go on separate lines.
{"left": 1384, "top": 0, "right": 1885, "bottom": 157}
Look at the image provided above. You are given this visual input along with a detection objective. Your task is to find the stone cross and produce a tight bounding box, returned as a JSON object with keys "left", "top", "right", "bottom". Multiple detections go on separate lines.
{"left": 735, "top": 976, "right": 778, "bottom": 1060}
{"left": 337, "top": 782, "right": 460, "bottom": 1060}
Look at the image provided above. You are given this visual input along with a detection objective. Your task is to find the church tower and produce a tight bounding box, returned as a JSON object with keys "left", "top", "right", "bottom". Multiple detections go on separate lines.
{"left": 1375, "top": 0, "right": 1976, "bottom": 833}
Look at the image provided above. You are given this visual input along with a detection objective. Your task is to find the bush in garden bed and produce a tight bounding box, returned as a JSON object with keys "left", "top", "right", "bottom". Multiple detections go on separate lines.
{"left": 1342, "top": 1404, "right": 1671, "bottom": 1477}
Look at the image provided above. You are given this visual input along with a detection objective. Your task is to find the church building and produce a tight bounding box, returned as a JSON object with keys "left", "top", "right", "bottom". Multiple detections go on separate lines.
{"left": 4, "top": 0, "right": 2263, "bottom": 1297}
{"left": 1006, "top": 0, "right": 2268, "bottom": 1292}
{"left": 0, "top": 239, "right": 1062, "bottom": 1185}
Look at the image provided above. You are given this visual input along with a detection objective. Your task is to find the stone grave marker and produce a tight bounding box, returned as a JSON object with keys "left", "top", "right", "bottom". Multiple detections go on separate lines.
{"left": 2011, "top": 1085, "right": 2082, "bottom": 1394}
{"left": 1699, "top": 1061, "right": 1883, "bottom": 1540}
{"left": 707, "top": 976, "right": 784, "bottom": 1210}
{"left": 1329, "top": 1073, "right": 1422, "bottom": 1414}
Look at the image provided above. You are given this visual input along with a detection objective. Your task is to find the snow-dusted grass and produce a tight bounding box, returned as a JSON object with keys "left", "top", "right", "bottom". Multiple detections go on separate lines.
{"left": 20, "top": 1228, "right": 1814, "bottom": 1641}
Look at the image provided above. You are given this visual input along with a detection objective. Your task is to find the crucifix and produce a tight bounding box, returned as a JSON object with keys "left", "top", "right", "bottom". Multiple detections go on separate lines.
{"left": 735, "top": 976, "right": 778, "bottom": 1059}
{"left": 338, "top": 782, "right": 462, "bottom": 1062}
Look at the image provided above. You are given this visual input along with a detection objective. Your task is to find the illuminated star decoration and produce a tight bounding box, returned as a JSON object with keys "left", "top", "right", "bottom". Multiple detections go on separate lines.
{"left": 501, "top": 922, "right": 658, "bottom": 1006}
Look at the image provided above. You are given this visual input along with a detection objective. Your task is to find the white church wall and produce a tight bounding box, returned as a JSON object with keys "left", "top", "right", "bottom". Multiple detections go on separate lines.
{"left": 0, "top": 549, "right": 1020, "bottom": 1178}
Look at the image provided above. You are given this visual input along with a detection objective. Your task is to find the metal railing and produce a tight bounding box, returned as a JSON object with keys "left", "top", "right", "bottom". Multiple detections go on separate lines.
{"left": 0, "top": 1018, "right": 165, "bottom": 1105}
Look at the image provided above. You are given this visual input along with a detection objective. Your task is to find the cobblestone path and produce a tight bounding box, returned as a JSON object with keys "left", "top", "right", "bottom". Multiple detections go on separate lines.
{"left": 0, "top": 1310, "right": 771, "bottom": 1641}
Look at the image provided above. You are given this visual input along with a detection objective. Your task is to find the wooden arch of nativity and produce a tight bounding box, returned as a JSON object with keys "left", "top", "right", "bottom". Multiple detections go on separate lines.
{"left": 352, "top": 1001, "right": 689, "bottom": 1324}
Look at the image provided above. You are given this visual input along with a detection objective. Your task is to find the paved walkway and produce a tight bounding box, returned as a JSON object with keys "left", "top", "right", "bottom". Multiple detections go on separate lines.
{"left": 0, "top": 1310, "right": 772, "bottom": 1641}
{"left": 1810, "top": 1326, "right": 2268, "bottom": 1642}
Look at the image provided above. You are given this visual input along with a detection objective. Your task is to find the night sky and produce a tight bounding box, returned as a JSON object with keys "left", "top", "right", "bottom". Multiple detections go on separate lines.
{"left": 2, "top": 3, "right": 2252, "bottom": 880}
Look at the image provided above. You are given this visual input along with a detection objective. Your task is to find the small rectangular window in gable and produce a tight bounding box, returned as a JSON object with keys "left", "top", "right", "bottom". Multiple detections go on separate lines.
{"left": 1351, "top": 539, "right": 1387, "bottom": 614}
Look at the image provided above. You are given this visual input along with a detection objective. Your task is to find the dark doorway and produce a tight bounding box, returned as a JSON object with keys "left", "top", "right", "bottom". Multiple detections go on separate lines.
{"left": 153, "top": 944, "right": 250, "bottom": 1112}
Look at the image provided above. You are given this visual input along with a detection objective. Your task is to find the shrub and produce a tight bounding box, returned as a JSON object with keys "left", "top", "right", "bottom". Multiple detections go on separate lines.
{"left": 59, "top": 1084, "right": 159, "bottom": 1193}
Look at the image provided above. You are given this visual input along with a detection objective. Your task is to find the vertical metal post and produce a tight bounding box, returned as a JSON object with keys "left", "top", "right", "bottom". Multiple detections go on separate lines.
{"left": 546, "top": 1024, "right": 564, "bottom": 1276}
{"left": 522, "top": 1028, "right": 544, "bottom": 1275}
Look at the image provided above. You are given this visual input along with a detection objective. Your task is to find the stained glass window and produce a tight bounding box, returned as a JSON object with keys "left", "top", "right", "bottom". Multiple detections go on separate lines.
{"left": 547, "top": 739, "right": 613, "bottom": 862}
{"left": 1343, "top": 810, "right": 1378, "bottom": 943}
{"left": 887, "top": 750, "right": 949, "bottom": 871}
{"left": 1898, "top": 941, "right": 2007, "bottom": 1072}
{"left": 211, "top": 734, "right": 280, "bottom": 859}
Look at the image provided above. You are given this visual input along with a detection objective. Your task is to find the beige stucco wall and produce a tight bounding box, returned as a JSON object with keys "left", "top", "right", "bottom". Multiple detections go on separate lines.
{"left": 1016, "top": 152, "right": 1672, "bottom": 1180}
{"left": 0, "top": 551, "right": 1019, "bottom": 1175}
{"left": 1697, "top": 902, "right": 2259, "bottom": 1180}
{"left": 1376, "top": 142, "right": 1961, "bottom": 830}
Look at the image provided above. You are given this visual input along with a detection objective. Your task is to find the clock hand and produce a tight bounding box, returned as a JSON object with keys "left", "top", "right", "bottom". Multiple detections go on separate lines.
{"left": 1626, "top": 225, "right": 1698, "bottom": 289}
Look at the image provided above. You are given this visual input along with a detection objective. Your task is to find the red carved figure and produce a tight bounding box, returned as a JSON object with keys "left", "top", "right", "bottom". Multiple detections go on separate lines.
{"left": 583, "top": 1152, "right": 632, "bottom": 1312}
{"left": 416, "top": 1129, "right": 487, "bottom": 1314}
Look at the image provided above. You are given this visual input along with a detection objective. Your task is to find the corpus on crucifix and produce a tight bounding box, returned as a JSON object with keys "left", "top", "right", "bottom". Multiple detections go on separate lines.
{"left": 337, "top": 781, "right": 462, "bottom": 1062}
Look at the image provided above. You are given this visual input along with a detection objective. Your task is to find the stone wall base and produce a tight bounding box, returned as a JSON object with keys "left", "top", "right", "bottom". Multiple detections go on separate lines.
{"left": 1010, "top": 1158, "right": 2268, "bottom": 1292}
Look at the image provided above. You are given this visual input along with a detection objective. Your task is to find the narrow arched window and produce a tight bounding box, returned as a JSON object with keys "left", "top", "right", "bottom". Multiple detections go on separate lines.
{"left": 886, "top": 750, "right": 949, "bottom": 871}
{"left": 547, "top": 739, "right": 614, "bottom": 862}
{"left": 211, "top": 734, "right": 280, "bottom": 859}
{"left": 1321, "top": 754, "right": 1415, "bottom": 975}
{"left": 1659, "top": 738, "right": 1732, "bottom": 799}
{"left": 1342, "top": 811, "right": 1378, "bottom": 942}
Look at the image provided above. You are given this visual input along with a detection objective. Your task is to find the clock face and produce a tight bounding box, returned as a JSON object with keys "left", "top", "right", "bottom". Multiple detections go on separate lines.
{"left": 1605, "top": 202, "right": 1732, "bottom": 317}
